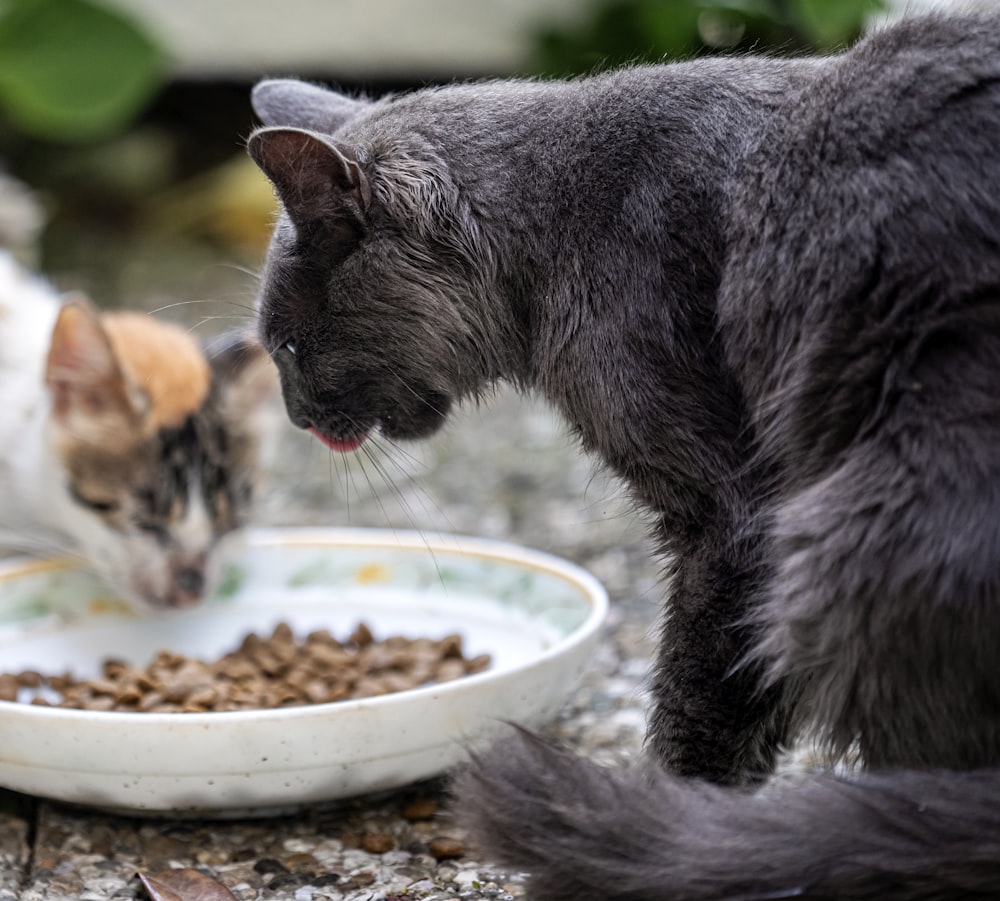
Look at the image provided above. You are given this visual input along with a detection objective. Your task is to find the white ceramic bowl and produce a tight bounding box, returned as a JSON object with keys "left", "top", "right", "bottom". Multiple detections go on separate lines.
{"left": 0, "top": 527, "right": 607, "bottom": 817}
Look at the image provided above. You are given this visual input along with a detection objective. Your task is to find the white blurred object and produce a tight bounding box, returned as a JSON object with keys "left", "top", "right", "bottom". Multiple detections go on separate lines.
{"left": 101, "top": 0, "right": 993, "bottom": 81}
{"left": 101, "top": 0, "right": 588, "bottom": 79}
{"left": 0, "top": 171, "right": 45, "bottom": 261}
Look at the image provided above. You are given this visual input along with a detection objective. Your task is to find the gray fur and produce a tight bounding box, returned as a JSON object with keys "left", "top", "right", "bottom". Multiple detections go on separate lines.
{"left": 248, "top": 12, "right": 1000, "bottom": 898}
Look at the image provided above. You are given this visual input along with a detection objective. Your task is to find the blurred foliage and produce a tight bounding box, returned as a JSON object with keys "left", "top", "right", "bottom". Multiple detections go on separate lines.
{"left": 534, "top": 0, "right": 888, "bottom": 75}
{"left": 0, "top": 0, "right": 167, "bottom": 143}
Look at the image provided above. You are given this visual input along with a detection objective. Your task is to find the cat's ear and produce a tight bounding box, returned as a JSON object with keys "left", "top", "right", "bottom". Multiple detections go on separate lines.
{"left": 251, "top": 79, "right": 368, "bottom": 132}
{"left": 45, "top": 299, "right": 147, "bottom": 443}
{"left": 247, "top": 126, "right": 371, "bottom": 226}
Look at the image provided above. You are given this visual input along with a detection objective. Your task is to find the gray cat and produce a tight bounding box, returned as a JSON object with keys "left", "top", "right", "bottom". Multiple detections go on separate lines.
{"left": 247, "top": 11, "right": 1000, "bottom": 899}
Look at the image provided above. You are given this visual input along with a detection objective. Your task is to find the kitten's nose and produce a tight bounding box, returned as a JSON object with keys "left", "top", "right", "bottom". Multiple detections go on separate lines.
{"left": 176, "top": 567, "right": 204, "bottom": 597}
{"left": 168, "top": 559, "right": 207, "bottom": 607}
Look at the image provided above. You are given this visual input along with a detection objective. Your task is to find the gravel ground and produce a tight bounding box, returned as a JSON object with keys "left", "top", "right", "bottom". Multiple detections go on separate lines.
{"left": 0, "top": 383, "right": 665, "bottom": 900}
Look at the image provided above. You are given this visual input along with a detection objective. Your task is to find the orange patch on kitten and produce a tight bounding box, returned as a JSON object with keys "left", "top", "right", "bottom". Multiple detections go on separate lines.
{"left": 102, "top": 312, "right": 211, "bottom": 432}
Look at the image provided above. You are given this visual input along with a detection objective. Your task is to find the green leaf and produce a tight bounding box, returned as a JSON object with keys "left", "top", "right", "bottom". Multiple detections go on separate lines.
{"left": 793, "top": 0, "right": 888, "bottom": 50}
{"left": 0, "top": 0, "right": 167, "bottom": 142}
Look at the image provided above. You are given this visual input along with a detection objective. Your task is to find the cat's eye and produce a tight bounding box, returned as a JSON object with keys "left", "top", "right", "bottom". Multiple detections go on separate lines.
{"left": 69, "top": 485, "right": 120, "bottom": 514}
{"left": 137, "top": 521, "right": 168, "bottom": 544}
{"left": 285, "top": 339, "right": 297, "bottom": 355}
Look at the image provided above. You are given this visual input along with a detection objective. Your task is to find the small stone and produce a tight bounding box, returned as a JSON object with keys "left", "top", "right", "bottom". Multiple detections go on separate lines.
{"left": 253, "top": 858, "right": 289, "bottom": 875}
{"left": 428, "top": 837, "right": 466, "bottom": 860}
{"left": 401, "top": 797, "right": 439, "bottom": 820}
{"left": 359, "top": 832, "right": 395, "bottom": 854}
{"left": 454, "top": 870, "right": 480, "bottom": 886}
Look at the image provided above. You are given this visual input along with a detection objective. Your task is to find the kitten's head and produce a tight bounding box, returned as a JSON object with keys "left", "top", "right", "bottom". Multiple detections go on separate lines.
{"left": 247, "top": 79, "right": 506, "bottom": 454}
{"left": 45, "top": 300, "right": 277, "bottom": 611}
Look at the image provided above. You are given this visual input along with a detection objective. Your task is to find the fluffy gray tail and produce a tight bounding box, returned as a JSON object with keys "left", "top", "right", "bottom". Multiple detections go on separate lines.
{"left": 453, "top": 730, "right": 1000, "bottom": 900}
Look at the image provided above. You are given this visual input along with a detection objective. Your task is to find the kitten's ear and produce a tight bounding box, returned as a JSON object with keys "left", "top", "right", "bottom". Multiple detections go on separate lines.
{"left": 207, "top": 331, "right": 282, "bottom": 464}
{"left": 251, "top": 79, "right": 368, "bottom": 132}
{"left": 45, "top": 299, "right": 146, "bottom": 441}
{"left": 247, "top": 126, "right": 371, "bottom": 226}
{"left": 207, "top": 332, "right": 279, "bottom": 420}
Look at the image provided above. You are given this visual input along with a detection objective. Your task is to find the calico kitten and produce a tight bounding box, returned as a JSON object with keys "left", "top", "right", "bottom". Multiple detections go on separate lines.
{"left": 247, "top": 11, "right": 1000, "bottom": 899}
{"left": 0, "top": 251, "right": 276, "bottom": 611}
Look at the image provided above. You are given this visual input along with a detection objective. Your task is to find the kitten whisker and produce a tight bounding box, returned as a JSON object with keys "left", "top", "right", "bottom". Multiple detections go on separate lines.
{"left": 0, "top": 530, "right": 77, "bottom": 560}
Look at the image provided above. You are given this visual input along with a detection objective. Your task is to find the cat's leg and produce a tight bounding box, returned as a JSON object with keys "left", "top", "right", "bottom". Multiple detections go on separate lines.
{"left": 755, "top": 433, "right": 1000, "bottom": 770}
{"left": 646, "top": 528, "right": 792, "bottom": 784}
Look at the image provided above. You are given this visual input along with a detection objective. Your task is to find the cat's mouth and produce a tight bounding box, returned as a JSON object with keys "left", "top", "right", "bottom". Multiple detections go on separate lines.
{"left": 293, "top": 389, "right": 452, "bottom": 452}
{"left": 309, "top": 427, "right": 367, "bottom": 453}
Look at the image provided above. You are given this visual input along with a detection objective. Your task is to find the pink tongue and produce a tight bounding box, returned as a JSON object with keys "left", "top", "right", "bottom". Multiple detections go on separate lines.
{"left": 309, "top": 428, "right": 366, "bottom": 453}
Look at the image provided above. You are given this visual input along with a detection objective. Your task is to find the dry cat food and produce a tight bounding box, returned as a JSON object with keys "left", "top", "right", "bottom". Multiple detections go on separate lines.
{"left": 0, "top": 621, "right": 491, "bottom": 713}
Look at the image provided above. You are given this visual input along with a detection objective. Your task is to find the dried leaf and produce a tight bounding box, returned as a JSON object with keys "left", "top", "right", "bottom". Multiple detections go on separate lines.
{"left": 139, "top": 868, "right": 238, "bottom": 901}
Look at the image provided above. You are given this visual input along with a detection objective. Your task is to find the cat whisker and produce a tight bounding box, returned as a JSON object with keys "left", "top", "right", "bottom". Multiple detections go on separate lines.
{"left": 351, "top": 444, "right": 402, "bottom": 534}
{"left": 370, "top": 435, "right": 461, "bottom": 536}
{"left": 332, "top": 442, "right": 352, "bottom": 523}
{"left": 147, "top": 298, "right": 226, "bottom": 315}
{"left": 374, "top": 432, "right": 432, "bottom": 475}
{"left": 382, "top": 363, "right": 451, "bottom": 419}
{"left": 148, "top": 297, "right": 258, "bottom": 319}
{"left": 185, "top": 315, "right": 257, "bottom": 338}
{"left": 208, "top": 261, "right": 263, "bottom": 283}
{"left": 352, "top": 435, "right": 449, "bottom": 588}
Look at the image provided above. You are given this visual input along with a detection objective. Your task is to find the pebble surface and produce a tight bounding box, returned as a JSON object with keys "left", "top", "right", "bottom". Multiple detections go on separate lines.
{"left": 0, "top": 386, "right": 664, "bottom": 900}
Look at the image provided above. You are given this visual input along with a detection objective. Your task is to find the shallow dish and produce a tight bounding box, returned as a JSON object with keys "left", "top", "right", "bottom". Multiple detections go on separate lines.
{"left": 0, "top": 527, "right": 607, "bottom": 817}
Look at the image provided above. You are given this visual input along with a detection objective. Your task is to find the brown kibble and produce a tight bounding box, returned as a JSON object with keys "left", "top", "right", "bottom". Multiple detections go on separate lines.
{"left": 1, "top": 621, "right": 490, "bottom": 713}
{"left": 152, "top": 649, "right": 186, "bottom": 671}
{"left": 306, "top": 644, "right": 353, "bottom": 672}
{"left": 302, "top": 679, "right": 332, "bottom": 704}
{"left": 0, "top": 674, "right": 19, "bottom": 701}
{"left": 15, "top": 670, "right": 43, "bottom": 688}
{"left": 114, "top": 686, "right": 143, "bottom": 706}
{"left": 248, "top": 646, "right": 286, "bottom": 677}
{"left": 160, "top": 660, "right": 215, "bottom": 703}
{"left": 214, "top": 656, "right": 258, "bottom": 681}
{"left": 306, "top": 628, "right": 338, "bottom": 647}
{"left": 427, "top": 837, "right": 465, "bottom": 860}
{"left": 48, "top": 673, "right": 72, "bottom": 691}
{"left": 359, "top": 832, "right": 395, "bottom": 854}
{"left": 435, "top": 659, "right": 468, "bottom": 682}
{"left": 138, "top": 691, "right": 167, "bottom": 712}
{"left": 86, "top": 678, "right": 120, "bottom": 696}
{"left": 102, "top": 659, "right": 129, "bottom": 679}
{"left": 436, "top": 634, "right": 463, "bottom": 660}
{"left": 465, "top": 654, "right": 492, "bottom": 674}
{"left": 381, "top": 672, "right": 420, "bottom": 694}
{"left": 85, "top": 695, "right": 116, "bottom": 711}
{"left": 325, "top": 684, "right": 350, "bottom": 703}
{"left": 350, "top": 622, "right": 374, "bottom": 647}
{"left": 187, "top": 685, "right": 220, "bottom": 707}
